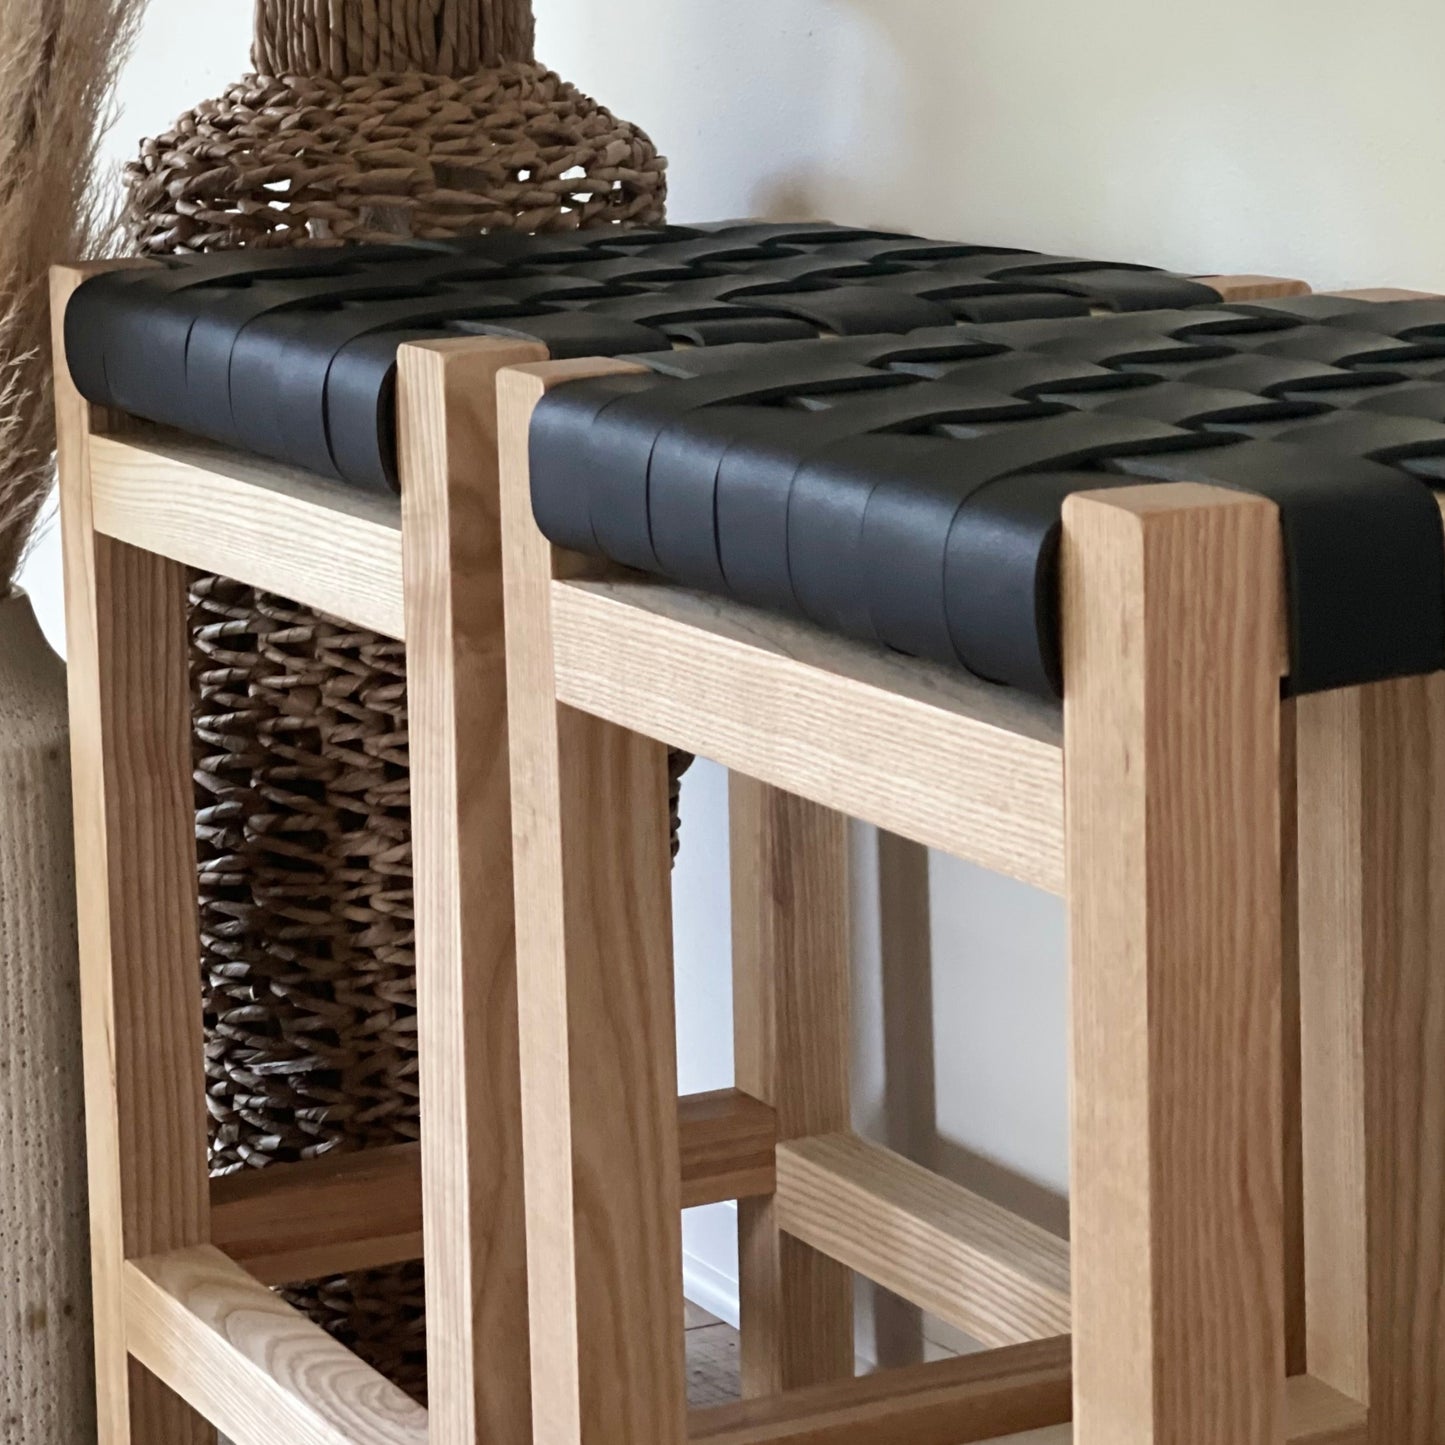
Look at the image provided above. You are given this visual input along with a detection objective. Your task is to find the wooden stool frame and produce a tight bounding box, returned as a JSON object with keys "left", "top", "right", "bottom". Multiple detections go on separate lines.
{"left": 496, "top": 338, "right": 1445, "bottom": 1445}
{"left": 49, "top": 257, "right": 1354, "bottom": 1445}
{"left": 50, "top": 267, "right": 786, "bottom": 1445}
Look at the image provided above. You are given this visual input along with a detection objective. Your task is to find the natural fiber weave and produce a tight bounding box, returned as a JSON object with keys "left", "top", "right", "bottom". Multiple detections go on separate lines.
{"left": 253, "top": 0, "right": 536, "bottom": 76}
{"left": 191, "top": 578, "right": 417, "bottom": 1173}
{"left": 125, "top": 61, "right": 666, "bottom": 253}
{"left": 132, "top": 0, "right": 673, "bottom": 1395}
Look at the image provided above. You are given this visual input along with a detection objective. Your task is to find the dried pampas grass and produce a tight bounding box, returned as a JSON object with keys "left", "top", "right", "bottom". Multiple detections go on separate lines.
{"left": 0, "top": 0, "right": 145, "bottom": 592}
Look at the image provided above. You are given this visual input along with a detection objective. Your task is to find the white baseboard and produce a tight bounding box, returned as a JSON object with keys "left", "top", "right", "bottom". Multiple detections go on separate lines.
{"left": 681, "top": 1247, "right": 741, "bottom": 1329}
{"left": 681, "top": 1200, "right": 741, "bottom": 1327}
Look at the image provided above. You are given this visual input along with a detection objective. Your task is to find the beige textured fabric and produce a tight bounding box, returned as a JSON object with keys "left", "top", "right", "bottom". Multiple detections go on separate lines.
{"left": 0, "top": 591, "right": 91, "bottom": 1441}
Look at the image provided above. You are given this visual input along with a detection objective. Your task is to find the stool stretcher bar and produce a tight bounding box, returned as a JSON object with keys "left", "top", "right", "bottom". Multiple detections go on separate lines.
{"left": 210, "top": 1087, "right": 780, "bottom": 1285}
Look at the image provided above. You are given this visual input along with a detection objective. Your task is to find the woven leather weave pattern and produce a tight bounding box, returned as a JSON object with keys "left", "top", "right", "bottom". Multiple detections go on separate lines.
{"left": 66, "top": 222, "right": 1223, "bottom": 491}
{"left": 531, "top": 293, "right": 1445, "bottom": 700}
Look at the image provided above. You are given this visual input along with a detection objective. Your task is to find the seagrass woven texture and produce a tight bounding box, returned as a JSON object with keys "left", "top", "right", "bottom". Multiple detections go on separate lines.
{"left": 126, "top": 62, "right": 666, "bottom": 254}
{"left": 128, "top": 0, "right": 671, "bottom": 1399}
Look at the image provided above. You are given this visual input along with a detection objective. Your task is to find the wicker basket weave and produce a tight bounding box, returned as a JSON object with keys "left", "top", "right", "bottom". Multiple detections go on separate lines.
{"left": 130, "top": 0, "right": 675, "bottom": 1401}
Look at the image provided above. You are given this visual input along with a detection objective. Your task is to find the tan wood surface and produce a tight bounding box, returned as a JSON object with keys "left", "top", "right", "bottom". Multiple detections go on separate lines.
{"left": 775, "top": 1133, "right": 1070, "bottom": 1349}
{"left": 679, "top": 1088, "right": 780, "bottom": 1209}
{"left": 211, "top": 1087, "right": 778, "bottom": 1284}
{"left": 1200, "top": 274, "right": 1311, "bottom": 301}
{"left": 1062, "top": 484, "right": 1285, "bottom": 1445}
{"left": 210, "top": 1144, "right": 427, "bottom": 1286}
{"left": 1280, "top": 699, "right": 1308, "bottom": 1377}
{"left": 552, "top": 576, "right": 1064, "bottom": 892}
{"left": 732, "top": 777, "right": 855, "bottom": 1395}
{"left": 694, "top": 1358, "right": 1360, "bottom": 1445}
{"left": 397, "top": 336, "right": 547, "bottom": 1445}
{"left": 88, "top": 427, "right": 405, "bottom": 638}
{"left": 501, "top": 359, "right": 688, "bottom": 1445}
{"left": 52, "top": 261, "right": 213, "bottom": 1444}
{"left": 1298, "top": 675, "right": 1445, "bottom": 1443}
{"left": 124, "top": 1247, "right": 427, "bottom": 1445}
{"left": 1326, "top": 287, "right": 1441, "bottom": 301}
{"left": 692, "top": 1336, "right": 1072, "bottom": 1445}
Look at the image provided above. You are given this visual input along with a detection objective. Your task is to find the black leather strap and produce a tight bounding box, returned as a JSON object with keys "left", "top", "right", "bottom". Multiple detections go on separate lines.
{"left": 1114, "top": 442, "right": 1445, "bottom": 692}
{"left": 528, "top": 305, "right": 1445, "bottom": 699}
{"left": 66, "top": 221, "right": 1239, "bottom": 489}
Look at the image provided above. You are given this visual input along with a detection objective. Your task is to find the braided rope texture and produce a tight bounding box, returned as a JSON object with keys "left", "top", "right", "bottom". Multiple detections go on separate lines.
{"left": 129, "top": 8, "right": 671, "bottom": 1393}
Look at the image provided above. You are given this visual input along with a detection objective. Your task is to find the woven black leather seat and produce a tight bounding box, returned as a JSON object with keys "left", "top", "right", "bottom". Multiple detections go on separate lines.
{"left": 66, "top": 222, "right": 1228, "bottom": 491}
{"left": 528, "top": 296, "right": 1445, "bottom": 700}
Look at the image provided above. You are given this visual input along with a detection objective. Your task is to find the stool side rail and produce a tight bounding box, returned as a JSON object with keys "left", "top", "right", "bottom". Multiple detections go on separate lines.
{"left": 209, "top": 1087, "right": 781, "bottom": 1284}
{"left": 86, "top": 426, "right": 406, "bottom": 640}
{"left": 550, "top": 574, "right": 1066, "bottom": 894}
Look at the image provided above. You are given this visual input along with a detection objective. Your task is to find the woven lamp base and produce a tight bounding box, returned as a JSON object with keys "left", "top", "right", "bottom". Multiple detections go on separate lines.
{"left": 127, "top": 60, "right": 667, "bottom": 252}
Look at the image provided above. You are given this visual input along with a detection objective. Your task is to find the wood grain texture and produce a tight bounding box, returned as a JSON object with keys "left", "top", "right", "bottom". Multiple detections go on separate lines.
{"left": 397, "top": 336, "right": 546, "bottom": 1445}
{"left": 679, "top": 1088, "right": 779, "bottom": 1209}
{"left": 1326, "top": 288, "right": 1441, "bottom": 301}
{"left": 210, "top": 1088, "right": 776, "bottom": 1284}
{"left": 1199, "top": 274, "right": 1312, "bottom": 301}
{"left": 124, "top": 1247, "right": 426, "bottom": 1445}
{"left": 52, "top": 262, "right": 212, "bottom": 1445}
{"left": 691, "top": 1336, "right": 1072, "bottom": 1445}
{"left": 89, "top": 427, "right": 405, "bottom": 638}
{"left": 1297, "top": 675, "right": 1445, "bottom": 1443}
{"left": 1280, "top": 699, "right": 1307, "bottom": 1378}
{"left": 693, "top": 1358, "right": 1362, "bottom": 1445}
{"left": 1062, "top": 484, "right": 1285, "bottom": 1445}
{"left": 775, "top": 1133, "right": 1071, "bottom": 1349}
{"left": 732, "top": 777, "right": 855, "bottom": 1395}
{"left": 210, "top": 1143, "right": 426, "bottom": 1285}
{"left": 552, "top": 576, "right": 1064, "bottom": 892}
{"left": 500, "top": 359, "right": 687, "bottom": 1445}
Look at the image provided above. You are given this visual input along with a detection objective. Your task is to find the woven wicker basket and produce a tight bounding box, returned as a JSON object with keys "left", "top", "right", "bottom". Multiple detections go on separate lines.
{"left": 127, "top": 0, "right": 678, "bottom": 1401}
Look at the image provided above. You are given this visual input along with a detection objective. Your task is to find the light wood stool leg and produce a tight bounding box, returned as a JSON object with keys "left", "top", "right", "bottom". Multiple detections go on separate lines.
{"left": 732, "top": 776, "right": 855, "bottom": 1395}
{"left": 53, "top": 269, "right": 213, "bottom": 1444}
{"left": 1280, "top": 700, "right": 1309, "bottom": 1379}
{"left": 1063, "top": 485, "right": 1286, "bottom": 1445}
{"left": 502, "top": 362, "right": 687, "bottom": 1445}
{"left": 1298, "top": 675, "right": 1445, "bottom": 1443}
{"left": 397, "top": 337, "right": 545, "bottom": 1445}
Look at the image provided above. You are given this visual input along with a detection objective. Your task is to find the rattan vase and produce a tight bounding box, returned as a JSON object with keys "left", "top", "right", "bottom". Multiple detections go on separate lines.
{"left": 0, "top": 590, "right": 92, "bottom": 1442}
{"left": 124, "top": 0, "right": 670, "bottom": 1401}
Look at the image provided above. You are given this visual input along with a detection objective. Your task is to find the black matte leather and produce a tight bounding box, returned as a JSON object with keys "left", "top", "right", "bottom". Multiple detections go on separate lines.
{"left": 65, "top": 222, "right": 1230, "bottom": 491}
{"left": 529, "top": 300, "right": 1445, "bottom": 700}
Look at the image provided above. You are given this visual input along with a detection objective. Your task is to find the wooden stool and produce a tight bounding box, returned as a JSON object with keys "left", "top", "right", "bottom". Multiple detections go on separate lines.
{"left": 496, "top": 292, "right": 1445, "bottom": 1445}
{"left": 47, "top": 234, "right": 1312, "bottom": 1445}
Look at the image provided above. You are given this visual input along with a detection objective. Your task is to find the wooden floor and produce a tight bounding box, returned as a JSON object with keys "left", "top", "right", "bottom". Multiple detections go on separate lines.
{"left": 685, "top": 1300, "right": 742, "bottom": 1408}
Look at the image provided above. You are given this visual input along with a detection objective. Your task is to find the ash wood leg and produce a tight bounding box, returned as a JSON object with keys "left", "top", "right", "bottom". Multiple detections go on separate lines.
{"left": 1281, "top": 700, "right": 1308, "bottom": 1379}
{"left": 1062, "top": 484, "right": 1286, "bottom": 1445}
{"left": 397, "top": 336, "right": 544, "bottom": 1445}
{"left": 1298, "top": 675, "right": 1445, "bottom": 1444}
{"left": 501, "top": 361, "right": 687, "bottom": 1445}
{"left": 731, "top": 776, "right": 855, "bottom": 1395}
{"left": 52, "top": 267, "right": 213, "bottom": 1443}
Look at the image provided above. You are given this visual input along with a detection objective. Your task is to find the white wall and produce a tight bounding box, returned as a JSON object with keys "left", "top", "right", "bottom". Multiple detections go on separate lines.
{"left": 30, "top": 0, "right": 1445, "bottom": 1353}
